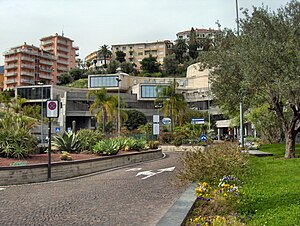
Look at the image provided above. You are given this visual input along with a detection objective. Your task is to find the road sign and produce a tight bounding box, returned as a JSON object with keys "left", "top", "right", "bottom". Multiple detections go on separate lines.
{"left": 153, "top": 123, "right": 159, "bottom": 135}
{"left": 191, "top": 118, "right": 205, "bottom": 124}
{"left": 200, "top": 134, "right": 207, "bottom": 142}
{"left": 153, "top": 115, "right": 159, "bottom": 123}
{"left": 46, "top": 100, "right": 59, "bottom": 118}
{"left": 55, "top": 127, "right": 60, "bottom": 133}
{"left": 162, "top": 117, "right": 171, "bottom": 125}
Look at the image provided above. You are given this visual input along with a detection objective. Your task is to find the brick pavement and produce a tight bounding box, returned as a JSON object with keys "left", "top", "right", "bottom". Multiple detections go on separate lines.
{"left": 0, "top": 152, "right": 187, "bottom": 226}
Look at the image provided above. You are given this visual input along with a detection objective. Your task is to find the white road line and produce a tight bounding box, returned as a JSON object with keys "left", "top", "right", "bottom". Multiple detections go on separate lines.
{"left": 0, "top": 188, "right": 6, "bottom": 191}
{"left": 126, "top": 168, "right": 142, "bottom": 172}
{"left": 136, "top": 166, "right": 175, "bottom": 180}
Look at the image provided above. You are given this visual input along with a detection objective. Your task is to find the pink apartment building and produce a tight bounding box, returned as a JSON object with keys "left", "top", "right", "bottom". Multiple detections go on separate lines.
{"left": 3, "top": 43, "right": 55, "bottom": 89}
{"left": 3, "top": 33, "right": 79, "bottom": 89}
{"left": 40, "top": 33, "right": 79, "bottom": 84}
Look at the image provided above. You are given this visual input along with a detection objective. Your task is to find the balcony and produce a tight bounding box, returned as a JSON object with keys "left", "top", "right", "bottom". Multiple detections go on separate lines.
{"left": 41, "top": 40, "right": 53, "bottom": 46}
{"left": 57, "top": 60, "right": 68, "bottom": 65}
{"left": 20, "top": 71, "right": 35, "bottom": 77}
{"left": 21, "top": 78, "right": 35, "bottom": 85}
{"left": 21, "top": 64, "right": 35, "bottom": 69}
{"left": 5, "top": 72, "right": 18, "bottom": 77}
{"left": 39, "top": 74, "right": 53, "bottom": 80}
{"left": 58, "top": 47, "right": 69, "bottom": 52}
{"left": 58, "top": 53, "right": 69, "bottom": 59}
{"left": 39, "top": 67, "right": 53, "bottom": 73}
{"left": 39, "top": 60, "right": 53, "bottom": 66}
{"left": 4, "top": 79, "right": 17, "bottom": 84}
{"left": 5, "top": 64, "right": 18, "bottom": 69}
{"left": 39, "top": 53, "right": 55, "bottom": 60}
{"left": 73, "top": 45, "right": 79, "bottom": 50}
{"left": 43, "top": 46, "right": 54, "bottom": 52}
{"left": 57, "top": 66, "right": 68, "bottom": 71}
{"left": 5, "top": 57, "right": 18, "bottom": 62}
{"left": 57, "top": 39, "right": 68, "bottom": 46}
{"left": 21, "top": 56, "right": 35, "bottom": 62}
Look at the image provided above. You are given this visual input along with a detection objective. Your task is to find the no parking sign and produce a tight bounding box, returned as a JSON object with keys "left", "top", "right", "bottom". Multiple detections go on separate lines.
{"left": 46, "top": 100, "right": 59, "bottom": 118}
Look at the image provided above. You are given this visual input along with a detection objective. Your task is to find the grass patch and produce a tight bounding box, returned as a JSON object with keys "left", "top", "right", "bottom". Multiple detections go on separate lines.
{"left": 241, "top": 143, "right": 300, "bottom": 225}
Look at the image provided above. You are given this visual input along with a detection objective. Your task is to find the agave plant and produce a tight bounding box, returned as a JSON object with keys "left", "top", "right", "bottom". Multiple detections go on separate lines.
{"left": 52, "top": 131, "right": 82, "bottom": 153}
{"left": 93, "top": 138, "right": 120, "bottom": 155}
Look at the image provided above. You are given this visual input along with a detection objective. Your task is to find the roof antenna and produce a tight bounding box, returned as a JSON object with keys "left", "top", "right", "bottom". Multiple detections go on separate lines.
{"left": 62, "top": 25, "right": 64, "bottom": 37}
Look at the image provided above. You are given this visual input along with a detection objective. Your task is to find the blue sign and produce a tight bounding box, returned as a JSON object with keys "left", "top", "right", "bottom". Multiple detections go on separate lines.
{"left": 162, "top": 117, "right": 171, "bottom": 125}
{"left": 55, "top": 127, "right": 60, "bottom": 133}
{"left": 200, "top": 134, "right": 207, "bottom": 142}
{"left": 192, "top": 118, "right": 205, "bottom": 124}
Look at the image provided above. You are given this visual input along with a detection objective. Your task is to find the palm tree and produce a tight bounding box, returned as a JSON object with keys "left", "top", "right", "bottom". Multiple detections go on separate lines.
{"left": 87, "top": 88, "right": 116, "bottom": 134}
{"left": 98, "top": 45, "right": 112, "bottom": 68}
{"left": 156, "top": 80, "right": 187, "bottom": 133}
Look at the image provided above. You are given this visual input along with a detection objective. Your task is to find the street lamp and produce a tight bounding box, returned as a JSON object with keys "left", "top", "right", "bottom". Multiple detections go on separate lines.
{"left": 235, "top": 0, "right": 244, "bottom": 148}
{"left": 37, "top": 82, "right": 44, "bottom": 143}
{"left": 116, "top": 67, "right": 122, "bottom": 137}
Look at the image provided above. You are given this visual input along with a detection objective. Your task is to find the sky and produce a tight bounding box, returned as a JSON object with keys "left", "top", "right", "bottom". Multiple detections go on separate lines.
{"left": 0, "top": 0, "right": 291, "bottom": 65}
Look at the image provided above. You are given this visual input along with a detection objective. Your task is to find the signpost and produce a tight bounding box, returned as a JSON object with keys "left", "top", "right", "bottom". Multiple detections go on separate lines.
{"left": 46, "top": 100, "right": 59, "bottom": 181}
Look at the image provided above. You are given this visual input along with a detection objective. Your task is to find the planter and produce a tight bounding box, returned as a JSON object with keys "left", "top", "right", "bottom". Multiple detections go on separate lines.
{"left": 0, "top": 149, "right": 162, "bottom": 186}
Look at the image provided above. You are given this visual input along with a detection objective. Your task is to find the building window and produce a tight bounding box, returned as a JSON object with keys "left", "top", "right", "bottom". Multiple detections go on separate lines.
{"left": 138, "top": 52, "right": 143, "bottom": 56}
{"left": 122, "top": 47, "right": 126, "bottom": 51}
{"left": 90, "top": 76, "right": 118, "bottom": 88}
{"left": 141, "top": 85, "right": 165, "bottom": 98}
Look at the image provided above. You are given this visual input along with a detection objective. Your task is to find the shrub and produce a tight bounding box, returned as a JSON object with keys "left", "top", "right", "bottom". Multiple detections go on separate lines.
{"left": 0, "top": 114, "right": 37, "bottom": 159}
{"left": 76, "top": 129, "right": 103, "bottom": 152}
{"left": 149, "top": 140, "right": 159, "bottom": 149}
{"left": 93, "top": 138, "right": 120, "bottom": 155}
{"left": 177, "top": 143, "right": 250, "bottom": 184}
{"left": 60, "top": 151, "right": 72, "bottom": 161}
{"left": 124, "top": 137, "right": 148, "bottom": 151}
{"left": 52, "top": 131, "right": 82, "bottom": 153}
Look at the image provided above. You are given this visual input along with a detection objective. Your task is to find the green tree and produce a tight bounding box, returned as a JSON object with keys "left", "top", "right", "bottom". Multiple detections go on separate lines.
{"left": 156, "top": 80, "right": 187, "bottom": 132}
{"left": 172, "top": 38, "right": 188, "bottom": 63}
{"left": 202, "top": 1, "right": 300, "bottom": 158}
{"left": 0, "top": 89, "right": 14, "bottom": 112}
{"left": 163, "top": 53, "right": 179, "bottom": 76}
{"left": 125, "top": 109, "right": 147, "bottom": 131}
{"left": 188, "top": 27, "right": 199, "bottom": 59}
{"left": 86, "top": 61, "right": 91, "bottom": 70}
{"left": 69, "top": 68, "right": 84, "bottom": 80}
{"left": 141, "top": 55, "right": 161, "bottom": 73}
{"left": 115, "top": 51, "right": 126, "bottom": 63}
{"left": 98, "top": 44, "right": 112, "bottom": 68}
{"left": 87, "top": 88, "right": 116, "bottom": 134}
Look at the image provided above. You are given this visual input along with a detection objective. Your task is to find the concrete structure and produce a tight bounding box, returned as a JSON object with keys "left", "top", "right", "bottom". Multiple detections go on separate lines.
{"left": 3, "top": 43, "right": 55, "bottom": 89}
{"left": 40, "top": 33, "right": 79, "bottom": 84}
{"left": 0, "top": 149, "right": 162, "bottom": 186}
{"left": 111, "top": 40, "right": 172, "bottom": 70}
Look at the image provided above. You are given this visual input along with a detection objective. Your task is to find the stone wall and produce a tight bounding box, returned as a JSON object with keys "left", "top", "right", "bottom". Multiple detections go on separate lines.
{"left": 0, "top": 150, "right": 162, "bottom": 186}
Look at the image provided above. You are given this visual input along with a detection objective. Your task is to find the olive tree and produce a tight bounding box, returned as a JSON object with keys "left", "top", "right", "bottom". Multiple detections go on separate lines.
{"left": 202, "top": 1, "right": 300, "bottom": 158}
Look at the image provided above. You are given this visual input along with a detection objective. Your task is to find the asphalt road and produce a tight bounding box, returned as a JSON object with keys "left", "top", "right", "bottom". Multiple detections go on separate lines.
{"left": 0, "top": 152, "right": 187, "bottom": 226}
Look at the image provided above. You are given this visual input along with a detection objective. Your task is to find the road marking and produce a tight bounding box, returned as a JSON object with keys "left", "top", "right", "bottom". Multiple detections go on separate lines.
{"left": 0, "top": 188, "right": 6, "bottom": 191}
{"left": 136, "top": 166, "right": 175, "bottom": 180}
{"left": 126, "top": 168, "right": 142, "bottom": 172}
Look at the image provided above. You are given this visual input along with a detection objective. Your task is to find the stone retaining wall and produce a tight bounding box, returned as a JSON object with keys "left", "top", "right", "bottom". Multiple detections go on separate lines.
{"left": 0, "top": 150, "right": 162, "bottom": 186}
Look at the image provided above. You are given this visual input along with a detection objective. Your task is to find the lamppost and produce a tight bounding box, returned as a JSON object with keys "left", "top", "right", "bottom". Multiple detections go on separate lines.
{"left": 37, "top": 82, "right": 44, "bottom": 143}
{"left": 116, "top": 67, "right": 122, "bottom": 137}
{"left": 235, "top": 0, "right": 244, "bottom": 148}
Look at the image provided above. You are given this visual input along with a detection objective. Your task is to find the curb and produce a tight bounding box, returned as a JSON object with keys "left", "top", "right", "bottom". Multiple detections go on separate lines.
{"left": 156, "top": 182, "right": 197, "bottom": 226}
